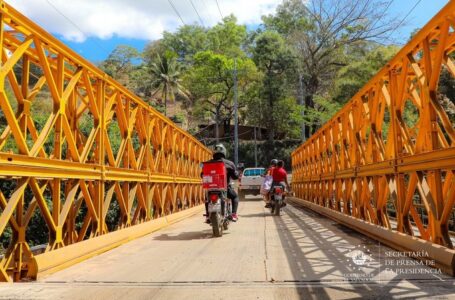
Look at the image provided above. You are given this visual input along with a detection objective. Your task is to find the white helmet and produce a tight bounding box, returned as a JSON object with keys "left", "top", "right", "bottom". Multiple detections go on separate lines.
{"left": 214, "top": 143, "right": 227, "bottom": 158}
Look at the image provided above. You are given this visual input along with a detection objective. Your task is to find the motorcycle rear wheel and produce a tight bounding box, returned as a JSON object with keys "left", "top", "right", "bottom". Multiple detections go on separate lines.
{"left": 223, "top": 201, "right": 231, "bottom": 230}
{"left": 210, "top": 213, "right": 223, "bottom": 237}
{"left": 274, "top": 201, "right": 281, "bottom": 216}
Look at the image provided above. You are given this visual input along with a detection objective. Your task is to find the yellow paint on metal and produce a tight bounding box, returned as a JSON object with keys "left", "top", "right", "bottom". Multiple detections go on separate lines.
{"left": 292, "top": 0, "right": 455, "bottom": 250}
{"left": 0, "top": 2, "right": 211, "bottom": 281}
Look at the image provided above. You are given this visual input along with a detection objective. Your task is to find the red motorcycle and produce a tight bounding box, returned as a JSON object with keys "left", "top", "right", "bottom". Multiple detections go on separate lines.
{"left": 270, "top": 184, "right": 285, "bottom": 216}
{"left": 202, "top": 161, "right": 231, "bottom": 237}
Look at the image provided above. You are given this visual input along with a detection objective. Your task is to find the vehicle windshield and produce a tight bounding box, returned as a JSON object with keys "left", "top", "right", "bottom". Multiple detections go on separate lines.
{"left": 243, "top": 169, "right": 264, "bottom": 176}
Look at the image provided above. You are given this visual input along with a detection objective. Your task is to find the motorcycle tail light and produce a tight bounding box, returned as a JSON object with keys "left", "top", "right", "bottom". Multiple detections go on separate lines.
{"left": 275, "top": 187, "right": 283, "bottom": 194}
{"left": 210, "top": 194, "right": 219, "bottom": 202}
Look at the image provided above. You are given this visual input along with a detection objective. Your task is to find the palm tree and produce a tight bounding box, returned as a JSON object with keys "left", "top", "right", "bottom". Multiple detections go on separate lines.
{"left": 149, "top": 55, "right": 189, "bottom": 117}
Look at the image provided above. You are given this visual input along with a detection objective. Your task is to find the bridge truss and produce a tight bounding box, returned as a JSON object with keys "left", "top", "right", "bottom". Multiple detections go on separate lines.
{"left": 0, "top": 2, "right": 211, "bottom": 281}
{"left": 292, "top": 1, "right": 455, "bottom": 250}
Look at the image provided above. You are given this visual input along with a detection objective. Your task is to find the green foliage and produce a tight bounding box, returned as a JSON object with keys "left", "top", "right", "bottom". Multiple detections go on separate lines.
{"left": 105, "top": 198, "right": 121, "bottom": 232}
{"left": 162, "top": 25, "right": 208, "bottom": 63}
{"left": 107, "top": 121, "right": 122, "bottom": 156}
{"left": 262, "top": 0, "right": 308, "bottom": 36}
{"left": 261, "top": 0, "right": 400, "bottom": 136}
{"left": 142, "top": 40, "right": 167, "bottom": 64}
{"left": 207, "top": 15, "right": 247, "bottom": 57}
{"left": 300, "top": 44, "right": 398, "bottom": 131}
{"left": 147, "top": 54, "right": 189, "bottom": 117}
{"left": 185, "top": 50, "right": 258, "bottom": 126}
{"left": 249, "top": 31, "right": 299, "bottom": 140}
{"left": 402, "top": 100, "right": 419, "bottom": 130}
{"left": 246, "top": 95, "right": 303, "bottom": 139}
{"left": 0, "top": 179, "right": 51, "bottom": 249}
{"left": 170, "top": 112, "right": 185, "bottom": 124}
{"left": 100, "top": 45, "right": 140, "bottom": 80}
{"left": 333, "top": 45, "right": 399, "bottom": 104}
{"left": 158, "top": 16, "right": 247, "bottom": 63}
{"left": 252, "top": 31, "right": 295, "bottom": 74}
{"left": 302, "top": 95, "right": 342, "bottom": 128}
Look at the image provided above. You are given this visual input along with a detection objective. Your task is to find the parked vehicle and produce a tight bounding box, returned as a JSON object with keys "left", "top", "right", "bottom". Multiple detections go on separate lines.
{"left": 202, "top": 161, "right": 231, "bottom": 237}
{"left": 238, "top": 167, "right": 265, "bottom": 200}
{"left": 270, "top": 184, "right": 285, "bottom": 216}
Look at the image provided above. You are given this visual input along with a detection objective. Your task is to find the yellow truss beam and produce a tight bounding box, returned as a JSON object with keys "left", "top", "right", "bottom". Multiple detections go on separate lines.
{"left": 292, "top": 0, "right": 455, "bottom": 249}
{"left": 0, "top": 2, "right": 211, "bottom": 281}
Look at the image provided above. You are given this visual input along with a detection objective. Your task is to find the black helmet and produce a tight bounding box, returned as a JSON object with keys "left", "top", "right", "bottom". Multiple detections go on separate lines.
{"left": 270, "top": 159, "right": 278, "bottom": 166}
{"left": 214, "top": 143, "right": 227, "bottom": 158}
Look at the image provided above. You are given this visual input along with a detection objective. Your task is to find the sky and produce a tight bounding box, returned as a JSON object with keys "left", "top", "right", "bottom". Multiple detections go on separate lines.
{"left": 5, "top": 0, "right": 451, "bottom": 63}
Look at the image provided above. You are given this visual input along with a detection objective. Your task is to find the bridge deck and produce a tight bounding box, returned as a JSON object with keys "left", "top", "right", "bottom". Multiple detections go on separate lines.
{"left": 1, "top": 199, "right": 454, "bottom": 299}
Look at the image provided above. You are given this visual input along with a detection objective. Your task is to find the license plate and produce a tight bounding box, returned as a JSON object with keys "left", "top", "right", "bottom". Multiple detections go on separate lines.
{"left": 275, "top": 195, "right": 282, "bottom": 200}
{"left": 208, "top": 203, "right": 221, "bottom": 213}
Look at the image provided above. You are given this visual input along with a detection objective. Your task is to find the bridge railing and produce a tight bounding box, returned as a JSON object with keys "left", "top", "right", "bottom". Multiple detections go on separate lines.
{"left": 0, "top": 2, "right": 211, "bottom": 281}
{"left": 292, "top": 1, "right": 455, "bottom": 249}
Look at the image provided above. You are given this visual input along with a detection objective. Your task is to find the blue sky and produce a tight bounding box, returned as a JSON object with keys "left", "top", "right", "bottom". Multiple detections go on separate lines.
{"left": 389, "top": 0, "right": 449, "bottom": 43}
{"left": 7, "top": 0, "right": 451, "bottom": 63}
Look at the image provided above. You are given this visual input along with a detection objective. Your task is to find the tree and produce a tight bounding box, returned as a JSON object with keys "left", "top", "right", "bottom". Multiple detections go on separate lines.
{"left": 150, "top": 15, "right": 248, "bottom": 65}
{"left": 185, "top": 51, "right": 258, "bottom": 140}
{"left": 141, "top": 16, "right": 250, "bottom": 129}
{"left": 251, "top": 31, "right": 297, "bottom": 142}
{"left": 298, "top": 44, "right": 398, "bottom": 130}
{"left": 263, "top": 0, "right": 400, "bottom": 136}
{"left": 142, "top": 40, "right": 167, "bottom": 64}
{"left": 148, "top": 54, "right": 189, "bottom": 117}
{"left": 333, "top": 44, "right": 399, "bottom": 103}
{"left": 161, "top": 25, "right": 208, "bottom": 64}
{"left": 100, "top": 45, "right": 140, "bottom": 87}
{"left": 207, "top": 15, "right": 247, "bottom": 58}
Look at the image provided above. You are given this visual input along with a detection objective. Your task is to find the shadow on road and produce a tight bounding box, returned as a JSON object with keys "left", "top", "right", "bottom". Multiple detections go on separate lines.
{"left": 153, "top": 230, "right": 231, "bottom": 241}
{"left": 273, "top": 204, "right": 455, "bottom": 299}
{"left": 241, "top": 212, "right": 270, "bottom": 218}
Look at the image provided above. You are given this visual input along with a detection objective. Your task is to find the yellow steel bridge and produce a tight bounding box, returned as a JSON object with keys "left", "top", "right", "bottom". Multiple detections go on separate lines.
{"left": 0, "top": 2, "right": 454, "bottom": 298}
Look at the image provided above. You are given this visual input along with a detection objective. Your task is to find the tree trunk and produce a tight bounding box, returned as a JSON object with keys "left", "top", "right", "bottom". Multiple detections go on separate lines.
{"left": 304, "top": 75, "right": 319, "bottom": 138}
{"left": 299, "top": 73, "right": 306, "bottom": 141}
{"left": 164, "top": 92, "right": 167, "bottom": 117}
{"left": 215, "top": 108, "right": 220, "bottom": 143}
{"left": 304, "top": 94, "right": 314, "bottom": 138}
{"left": 266, "top": 80, "right": 275, "bottom": 163}
{"left": 267, "top": 78, "right": 275, "bottom": 143}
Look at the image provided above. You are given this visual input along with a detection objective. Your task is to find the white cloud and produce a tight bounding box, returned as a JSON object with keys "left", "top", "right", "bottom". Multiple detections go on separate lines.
{"left": 6, "top": 0, "right": 281, "bottom": 42}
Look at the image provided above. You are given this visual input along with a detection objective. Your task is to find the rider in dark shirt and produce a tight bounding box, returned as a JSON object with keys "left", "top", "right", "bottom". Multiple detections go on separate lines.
{"left": 203, "top": 144, "right": 240, "bottom": 222}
